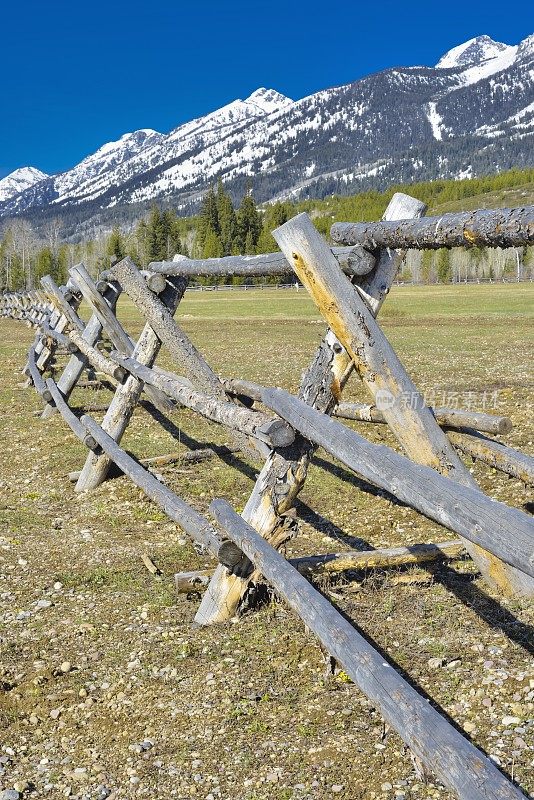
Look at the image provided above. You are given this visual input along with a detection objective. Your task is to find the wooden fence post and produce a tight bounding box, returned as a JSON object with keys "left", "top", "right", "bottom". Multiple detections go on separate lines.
{"left": 110, "top": 256, "right": 270, "bottom": 462}
{"left": 194, "top": 193, "right": 427, "bottom": 625}
{"left": 74, "top": 272, "right": 187, "bottom": 492}
{"left": 211, "top": 498, "right": 525, "bottom": 800}
{"left": 272, "top": 212, "right": 534, "bottom": 598}
{"left": 41, "top": 280, "right": 122, "bottom": 418}
{"left": 67, "top": 263, "right": 174, "bottom": 415}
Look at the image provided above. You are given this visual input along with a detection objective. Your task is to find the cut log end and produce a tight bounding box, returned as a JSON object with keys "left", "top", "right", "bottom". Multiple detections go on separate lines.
{"left": 257, "top": 418, "right": 295, "bottom": 447}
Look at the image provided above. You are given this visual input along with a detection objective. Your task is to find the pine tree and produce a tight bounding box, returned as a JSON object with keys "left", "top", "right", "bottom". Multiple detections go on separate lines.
{"left": 203, "top": 229, "right": 223, "bottom": 259}
{"left": 236, "top": 189, "right": 261, "bottom": 253}
{"left": 196, "top": 187, "right": 220, "bottom": 252}
{"left": 134, "top": 219, "right": 149, "bottom": 266}
{"left": 216, "top": 179, "right": 238, "bottom": 256}
{"left": 161, "top": 209, "right": 182, "bottom": 259}
{"left": 35, "top": 247, "right": 54, "bottom": 282}
{"left": 256, "top": 201, "right": 294, "bottom": 255}
{"left": 106, "top": 227, "right": 126, "bottom": 262}
{"left": 146, "top": 207, "right": 166, "bottom": 261}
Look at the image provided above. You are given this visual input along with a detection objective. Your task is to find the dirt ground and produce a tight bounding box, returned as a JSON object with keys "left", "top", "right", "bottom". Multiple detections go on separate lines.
{"left": 0, "top": 285, "right": 532, "bottom": 800}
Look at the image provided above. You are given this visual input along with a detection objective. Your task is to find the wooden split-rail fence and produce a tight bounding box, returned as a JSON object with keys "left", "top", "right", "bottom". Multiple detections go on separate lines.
{"left": 2, "top": 195, "right": 534, "bottom": 800}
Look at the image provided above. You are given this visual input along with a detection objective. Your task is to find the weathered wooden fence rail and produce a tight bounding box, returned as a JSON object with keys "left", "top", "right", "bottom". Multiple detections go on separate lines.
{"left": 2, "top": 196, "right": 533, "bottom": 800}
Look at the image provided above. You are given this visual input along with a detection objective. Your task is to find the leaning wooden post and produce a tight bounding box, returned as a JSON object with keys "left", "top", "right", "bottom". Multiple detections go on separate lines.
{"left": 23, "top": 285, "right": 79, "bottom": 381}
{"left": 272, "top": 212, "right": 534, "bottom": 598}
{"left": 67, "top": 263, "right": 173, "bottom": 415}
{"left": 210, "top": 499, "right": 525, "bottom": 800}
{"left": 261, "top": 388, "right": 534, "bottom": 579}
{"left": 74, "top": 273, "right": 187, "bottom": 493}
{"left": 195, "top": 193, "right": 427, "bottom": 625}
{"left": 110, "top": 256, "right": 269, "bottom": 462}
{"left": 41, "top": 280, "right": 122, "bottom": 419}
{"left": 109, "top": 353, "right": 295, "bottom": 448}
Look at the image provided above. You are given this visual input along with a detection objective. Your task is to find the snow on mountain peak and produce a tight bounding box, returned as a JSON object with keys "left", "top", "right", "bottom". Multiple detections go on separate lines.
{"left": 245, "top": 88, "right": 294, "bottom": 114}
{"left": 0, "top": 166, "right": 48, "bottom": 202}
{"left": 86, "top": 128, "right": 163, "bottom": 161}
{"left": 517, "top": 33, "right": 534, "bottom": 59}
{"left": 436, "top": 35, "right": 512, "bottom": 69}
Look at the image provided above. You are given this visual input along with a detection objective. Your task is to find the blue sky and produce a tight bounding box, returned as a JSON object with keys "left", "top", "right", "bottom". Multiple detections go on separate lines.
{"left": 1, "top": 0, "right": 532, "bottom": 178}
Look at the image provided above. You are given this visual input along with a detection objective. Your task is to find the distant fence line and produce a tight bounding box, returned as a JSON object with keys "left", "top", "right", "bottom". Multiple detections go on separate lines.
{"left": 184, "top": 275, "right": 534, "bottom": 292}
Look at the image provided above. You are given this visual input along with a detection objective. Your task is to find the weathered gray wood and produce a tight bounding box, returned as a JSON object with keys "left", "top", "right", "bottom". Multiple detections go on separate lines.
{"left": 335, "top": 401, "right": 513, "bottom": 435}
{"left": 81, "top": 415, "right": 221, "bottom": 555}
{"left": 261, "top": 387, "right": 534, "bottom": 581}
{"left": 110, "top": 257, "right": 229, "bottom": 394}
{"left": 110, "top": 256, "right": 269, "bottom": 462}
{"left": 140, "top": 271, "right": 167, "bottom": 294}
{"left": 290, "top": 539, "right": 464, "bottom": 575}
{"left": 222, "top": 378, "right": 263, "bottom": 403}
{"left": 146, "top": 246, "right": 361, "bottom": 278}
{"left": 66, "top": 331, "right": 126, "bottom": 382}
{"left": 175, "top": 540, "right": 464, "bottom": 591}
{"left": 36, "top": 310, "right": 66, "bottom": 369}
{"left": 40, "top": 275, "right": 85, "bottom": 331}
{"left": 41, "top": 281, "right": 122, "bottom": 419}
{"left": 38, "top": 322, "right": 77, "bottom": 353}
{"left": 40, "top": 277, "right": 125, "bottom": 387}
{"left": 68, "top": 264, "right": 134, "bottom": 351}
{"left": 211, "top": 498, "right": 525, "bottom": 800}
{"left": 44, "top": 379, "right": 98, "bottom": 451}
{"left": 345, "top": 245, "right": 376, "bottom": 276}
{"left": 195, "top": 193, "right": 427, "bottom": 625}
{"left": 331, "top": 205, "right": 534, "bottom": 250}
{"left": 27, "top": 345, "right": 53, "bottom": 403}
{"left": 447, "top": 428, "right": 534, "bottom": 486}
{"left": 67, "top": 264, "right": 174, "bottom": 415}
{"left": 273, "top": 212, "right": 533, "bottom": 598}
{"left": 110, "top": 352, "right": 294, "bottom": 448}
{"left": 35, "top": 285, "right": 80, "bottom": 372}
{"left": 75, "top": 275, "right": 187, "bottom": 492}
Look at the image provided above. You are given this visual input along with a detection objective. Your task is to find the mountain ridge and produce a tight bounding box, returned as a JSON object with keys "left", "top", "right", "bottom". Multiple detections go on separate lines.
{"left": 1, "top": 33, "right": 532, "bottom": 233}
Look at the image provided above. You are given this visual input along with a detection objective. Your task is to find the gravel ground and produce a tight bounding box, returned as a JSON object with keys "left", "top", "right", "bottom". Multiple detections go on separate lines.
{"left": 0, "top": 287, "right": 533, "bottom": 800}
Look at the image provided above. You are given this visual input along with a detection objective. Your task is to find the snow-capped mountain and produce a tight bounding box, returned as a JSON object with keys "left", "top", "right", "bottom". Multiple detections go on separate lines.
{"left": 0, "top": 167, "right": 48, "bottom": 203}
{"left": 436, "top": 35, "right": 516, "bottom": 70}
{"left": 1, "top": 35, "right": 533, "bottom": 232}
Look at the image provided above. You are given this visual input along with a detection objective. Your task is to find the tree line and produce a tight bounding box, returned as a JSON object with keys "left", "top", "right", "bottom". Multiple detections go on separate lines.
{"left": 1, "top": 167, "right": 533, "bottom": 290}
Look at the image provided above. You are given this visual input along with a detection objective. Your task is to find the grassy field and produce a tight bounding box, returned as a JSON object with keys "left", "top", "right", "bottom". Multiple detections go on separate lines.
{"left": 0, "top": 284, "right": 532, "bottom": 800}
{"left": 429, "top": 181, "right": 534, "bottom": 214}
